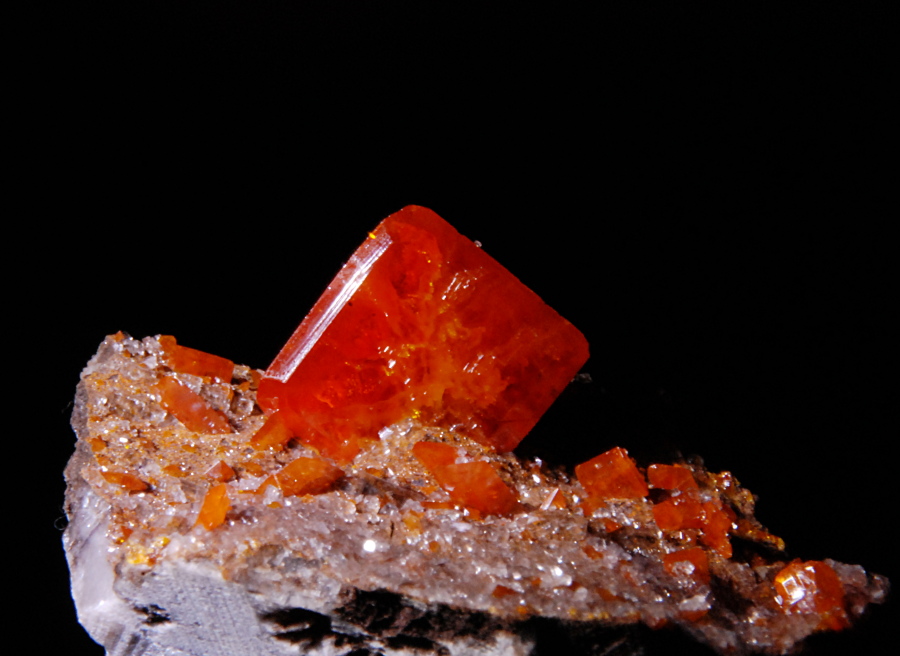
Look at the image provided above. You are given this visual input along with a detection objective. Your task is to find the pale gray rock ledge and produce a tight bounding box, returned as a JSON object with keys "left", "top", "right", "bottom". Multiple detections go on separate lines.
{"left": 65, "top": 443, "right": 548, "bottom": 656}
{"left": 64, "top": 462, "right": 635, "bottom": 656}
{"left": 64, "top": 334, "right": 887, "bottom": 656}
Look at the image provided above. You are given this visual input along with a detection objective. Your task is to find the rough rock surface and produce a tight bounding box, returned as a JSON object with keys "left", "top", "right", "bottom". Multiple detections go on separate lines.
{"left": 64, "top": 334, "right": 888, "bottom": 655}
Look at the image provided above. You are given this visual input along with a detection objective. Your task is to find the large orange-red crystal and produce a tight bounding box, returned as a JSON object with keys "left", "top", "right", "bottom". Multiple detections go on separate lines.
{"left": 258, "top": 206, "right": 589, "bottom": 462}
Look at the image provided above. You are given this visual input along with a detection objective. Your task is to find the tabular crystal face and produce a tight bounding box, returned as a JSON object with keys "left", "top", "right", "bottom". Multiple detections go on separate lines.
{"left": 258, "top": 206, "right": 589, "bottom": 462}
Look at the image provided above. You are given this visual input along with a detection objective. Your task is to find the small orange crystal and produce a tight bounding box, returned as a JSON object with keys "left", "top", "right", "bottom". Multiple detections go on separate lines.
{"left": 411, "top": 441, "right": 460, "bottom": 469}
{"left": 699, "top": 500, "right": 735, "bottom": 559}
{"left": 647, "top": 464, "right": 698, "bottom": 491}
{"left": 652, "top": 496, "right": 705, "bottom": 532}
{"left": 575, "top": 447, "right": 648, "bottom": 512}
{"left": 257, "top": 206, "right": 589, "bottom": 462}
{"left": 259, "top": 456, "right": 344, "bottom": 497}
{"left": 196, "top": 483, "right": 230, "bottom": 530}
{"left": 774, "top": 560, "right": 849, "bottom": 630}
{"left": 413, "top": 441, "right": 519, "bottom": 516}
{"left": 158, "top": 335, "right": 234, "bottom": 381}
{"left": 155, "top": 375, "right": 232, "bottom": 434}
{"left": 492, "top": 584, "right": 519, "bottom": 598}
{"left": 101, "top": 470, "right": 149, "bottom": 492}
{"left": 250, "top": 411, "right": 294, "bottom": 451}
{"left": 205, "top": 460, "right": 235, "bottom": 482}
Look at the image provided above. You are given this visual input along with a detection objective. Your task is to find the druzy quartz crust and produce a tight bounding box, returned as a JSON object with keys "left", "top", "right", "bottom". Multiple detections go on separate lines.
{"left": 64, "top": 207, "right": 887, "bottom": 656}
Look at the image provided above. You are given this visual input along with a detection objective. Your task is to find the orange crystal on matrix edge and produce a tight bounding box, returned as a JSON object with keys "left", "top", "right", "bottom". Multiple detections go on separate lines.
{"left": 257, "top": 205, "right": 589, "bottom": 463}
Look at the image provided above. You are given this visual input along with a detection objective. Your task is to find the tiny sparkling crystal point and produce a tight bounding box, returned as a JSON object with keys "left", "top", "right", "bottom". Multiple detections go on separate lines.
{"left": 258, "top": 206, "right": 589, "bottom": 462}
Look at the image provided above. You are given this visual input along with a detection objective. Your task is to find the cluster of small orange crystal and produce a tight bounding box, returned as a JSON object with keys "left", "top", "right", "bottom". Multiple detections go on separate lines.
{"left": 573, "top": 446, "right": 848, "bottom": 626}
{"left": 574, "top": 447, "right": 735, "bottom": 558}
{"left": 92, "top": 335, "right": 343, "bottom": 531}
{"left": 93, "top": 334, "right": 236, "bottom": 495}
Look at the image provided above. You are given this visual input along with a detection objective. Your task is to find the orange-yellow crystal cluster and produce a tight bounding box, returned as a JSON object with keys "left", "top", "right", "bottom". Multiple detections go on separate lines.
{"left": 576, "top": 449, "right": 736, "bottom": 559}
{"left": 257, "top": 206, "right": 589, "bottom": 463}
{"left": 648, "top": 463, "right": 736, "bottom": 558}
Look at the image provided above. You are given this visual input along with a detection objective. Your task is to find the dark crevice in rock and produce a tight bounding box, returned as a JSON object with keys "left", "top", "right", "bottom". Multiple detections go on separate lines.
{"left": 384, "top": 634, "right": 444, "bottom": 654}
{"left": 729, "top": 534, "right": 787, "bottom": 564}
{"left": 708, "top": 574, "right": 754, "bottom": 621}
{"left": 339, "top": 588, "right": 511, "bottom": 645}
{"left": 117, "top": 633, "right": 144, "bottom": 656}
{"left": 262, "top": 607, "right": 332, "bottom": 646}
{"left": 523, "top": 617, "right": 644, "bottom": 656}
{"left": 269, "top": 591, "right": 649, "bottom": 656}
{"left": 135, "top": 604, "right": 171, "bottom": 625}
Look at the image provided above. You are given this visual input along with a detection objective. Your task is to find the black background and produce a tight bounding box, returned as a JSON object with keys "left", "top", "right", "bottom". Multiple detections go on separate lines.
{"left": 19, "top": 3, "right": 893, "bottom": 655}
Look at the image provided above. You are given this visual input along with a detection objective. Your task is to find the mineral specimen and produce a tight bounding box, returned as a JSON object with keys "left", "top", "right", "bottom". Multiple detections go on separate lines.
{"left": 65, "top": 207, "right": 888, "bottom": 656}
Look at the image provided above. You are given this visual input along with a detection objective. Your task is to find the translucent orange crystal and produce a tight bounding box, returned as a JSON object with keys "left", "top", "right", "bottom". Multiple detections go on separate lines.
{"left": 158, "top": 335, "right": 234, "bottom": 381}
{"left": 413, "top": 441, "right": 520, "bottom": 516}
{"left": 196, "top": 483, "right": 230, "bottom": 530}
{"left": 411, "top": 441, "right": 460, "bottom": 469}
{"left": 774, "top": 560, "right": 849, "bottom": 630}
{"left": 257, "top": 456, "right": 344, "bottom": 497}
{"left": 257, "top": 206, "right": 589, "bottom": 463}
{"left": 250, "top": 411, "right": 293, "bottom": 451}
{"left": 652, "top": 497, "right": 705, "bottom": 532}
{"left": 647, "top": 464, "right": 698, "bottom": 491}
{"left": 101, "top": 470, "right": 149, "bottom": 492}
{"left": 575, "top": 447, "right": 648, "bottom": 513}
{"left": 205, "top": 460, "right": 235, "bottom": 482}
{"left": 155, "top": 375, "right": 231, "bottom": 434}
{"left": 650, "top": 467, "right": 735, "bottom": 558}
{"left": 699, "top": 500, "right": 735, "bottom": 558}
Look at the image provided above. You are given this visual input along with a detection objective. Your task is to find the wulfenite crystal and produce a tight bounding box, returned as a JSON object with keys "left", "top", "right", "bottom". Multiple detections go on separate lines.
{"left": 257, "top": 205, "right": 590, "bottom": 462}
